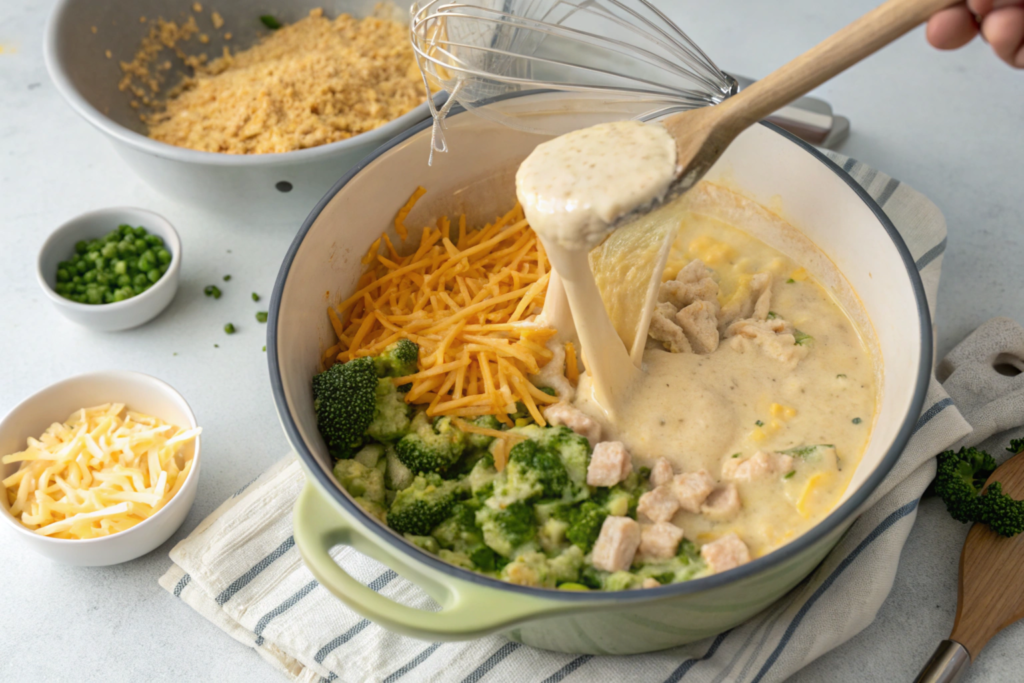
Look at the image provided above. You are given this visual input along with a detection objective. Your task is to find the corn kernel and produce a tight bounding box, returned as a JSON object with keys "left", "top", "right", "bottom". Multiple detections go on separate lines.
{"left": 770, "top": 419, "right": 783, "bottom": 431}
{"left": 770, "top": 403, "right": 784, "bottom": 418}
{"left": 783, "top": 406, "right": 797, "bottom": 419}
{"left": 750, "top": 427, "right": 767, "bottom": 442}
{"left": 789, "top": 267, "right": 808, "bottom": 282}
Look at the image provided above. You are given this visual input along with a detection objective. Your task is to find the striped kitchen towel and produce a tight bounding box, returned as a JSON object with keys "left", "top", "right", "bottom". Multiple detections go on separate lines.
{"left": 159, "top": 155, "right": 1022, "bottom": 683}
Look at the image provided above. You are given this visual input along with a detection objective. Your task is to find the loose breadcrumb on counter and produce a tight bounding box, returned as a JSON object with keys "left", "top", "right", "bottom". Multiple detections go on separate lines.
{"left": 119, "top": 8, "right": 424, "bottom": 154}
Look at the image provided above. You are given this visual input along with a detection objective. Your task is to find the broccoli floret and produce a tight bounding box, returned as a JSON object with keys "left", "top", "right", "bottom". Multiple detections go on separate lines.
{"left": 395, "top": 413, "right": 466, "bottom": 474}
{"left": 438, "top": 549, "right": 477, "bottom": 570}
{"left": 565, "top": 501, "right": 607, "bottom": 552}
{"left": 353, "top": 444, "right": 385, "bottom": 469}
{"left": 978, "top": 482, "right": 1024, "bottom": 537}
{"left": 604, "top": 571, "right": 646, "bottom": 591}
{"left": 593, "top": 484, "right": 638, "bottom": 518}
{"left": 386, "top": 473, "right": 460, "bottom": 536}
{"left": 404, "top": 534, "right": 440, "bottom": 554}
{"left": 634, "top": 539, "right": 708, "bottom": 584}
{"left": 384, "top": 445, "right": 414, "bottom": 491}
{"left": 366, "top": 380, "right": 411, "bottom": 442}
{"left": 476, "top": 501, "right": 536, "bottom": 557}
{"left": 374, "top": 339, "right": 419, "bottom": 379}
{"left": 490, "top": 440, "right": 570, "bottom": 507}
{"left": 430, "top": 501, "right": 493, "bottom": 564}
{"left": 333, "top": 459, "right": 386, "bottom": 506}
{"left": 467, "top": 454, "right": 498, "bottom": 499}
{"left": 499, "top": 547, "right": 582, "bottom": 588}
{"left": 313, "top": 357, "right": 378, "bottom": 459}
{"left": 511, "top": 425, "right": 591, "bottom": 490}
{"left": 548, "top": 545, "right": 584, "bottom": 583}
{"left": 464, "top": 415, "right": 502, "bottom": 449}
{"left": 934, "top": 447, "right": 997, "bottom": 523}
{"left": 1009, "top": 439, "right": 1024, "bottom": 454}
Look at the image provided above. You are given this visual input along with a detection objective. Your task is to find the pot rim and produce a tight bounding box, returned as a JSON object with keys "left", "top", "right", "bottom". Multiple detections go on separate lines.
{"left": 268, "top": 94, "right": 933, "bottom": 602}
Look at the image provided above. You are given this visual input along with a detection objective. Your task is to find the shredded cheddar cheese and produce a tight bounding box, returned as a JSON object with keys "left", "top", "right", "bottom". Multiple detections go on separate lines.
{"left": 326, "top": 189, "right": 559, "bottom": 429}
{"left": 2, "top": 404, "right": 201, "bottom": 539}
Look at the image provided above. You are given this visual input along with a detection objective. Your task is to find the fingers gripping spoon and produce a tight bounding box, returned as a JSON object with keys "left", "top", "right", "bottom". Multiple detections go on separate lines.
{"left": 915, "top": 447, "right": 1024, "bottom": 683}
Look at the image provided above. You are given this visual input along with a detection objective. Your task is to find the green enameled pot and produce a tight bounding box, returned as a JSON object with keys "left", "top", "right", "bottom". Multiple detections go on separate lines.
{"left": 269, "top": 93, "right": 931, "bottom": 654}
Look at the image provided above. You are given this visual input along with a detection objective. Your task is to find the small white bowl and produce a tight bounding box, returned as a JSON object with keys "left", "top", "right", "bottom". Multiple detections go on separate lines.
{"left": 37, "top": 207, "right": 181, "bottom": 332}
{"left": 0, "top": 371, "right": 201, "bottom": 566}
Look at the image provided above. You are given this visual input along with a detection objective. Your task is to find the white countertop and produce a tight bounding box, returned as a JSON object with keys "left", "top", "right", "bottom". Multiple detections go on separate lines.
{"left": 2, "top": 0, "right": 1022, "bottom": 681}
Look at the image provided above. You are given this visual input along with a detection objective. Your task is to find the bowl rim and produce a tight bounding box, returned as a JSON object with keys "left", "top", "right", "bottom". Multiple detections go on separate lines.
{"left": 35, "top": 206, "right": 182, "bottom": 313}
{"left": 268, "top": 98, "right": 933, "bottom": 602}
{"left": 0, "top": 369, "right": 201, "bottom": 546}
{"left": 42, "top": 0, "right": 442, "bottom": 168}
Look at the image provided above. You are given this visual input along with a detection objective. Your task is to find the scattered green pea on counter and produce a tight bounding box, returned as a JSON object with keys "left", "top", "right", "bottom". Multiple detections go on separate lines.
{"left": 54, "top": 224, "right": 170, "bottom": 304}
{"left": 256, "top": 311, "right": 268, "bottom": 323}
{"left": 204, "top": 285, "right": 222, "bottom": 299}
{"left": 224, "top": 323, "right": 236, "bottom": 334}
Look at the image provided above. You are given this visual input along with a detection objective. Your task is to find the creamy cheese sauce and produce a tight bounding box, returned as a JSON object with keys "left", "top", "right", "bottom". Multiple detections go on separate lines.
{"left": 516, "top": 120, "right": 677, "bottom": 251}
{"left": 578, "top": 207, "right": 876, "bottom": 556}
{"left": 516, "top": 120, "right": 878, "bottom": 562}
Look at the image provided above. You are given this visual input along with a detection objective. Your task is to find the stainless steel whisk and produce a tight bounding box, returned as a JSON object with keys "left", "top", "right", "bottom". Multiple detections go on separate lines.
{"left": 410, "top": 0, "right": 738, "bottom": 155}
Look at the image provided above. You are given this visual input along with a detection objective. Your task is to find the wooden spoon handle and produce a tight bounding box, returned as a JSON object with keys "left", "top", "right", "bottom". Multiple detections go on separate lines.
{"left": 717, "top": 0, "right": 960, "bottom": 130}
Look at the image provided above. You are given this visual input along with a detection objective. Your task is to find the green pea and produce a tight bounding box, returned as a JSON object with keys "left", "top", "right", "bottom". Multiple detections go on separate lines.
{"left": 126, "top": 258, "right": 138, "bottom": 272}
{"left": 88, "top": 239, "right": 102, "bottom": 252}
{"left": 224, "top": 323, "right": 236, "bottom": 334}
{"left": 117, "top": 240, "right": 134, "bottom": 256}
{"left": 58, "top": 260, "right": 72, "bottom": 271}
{"left": 83, "top": 270, "right": 97, "bottom": 284}
{"left": 86, "top": 290, "right": 102, "bottom": 304}
{"left": 256, "top": 311, "right": 268, "bottom": 323}
{"left": 86, "top": 250, "right": 100, "bottom": 262}
{"left": 75, "top": 240, "right": 88, "bottom": 254}
{"left": 56, "top": 268, "right": 70, "bottom": 282}
{"left": 75, "top": 260, "right": 88, "bottom": 273}
{"left": 138, "top": 256, "right": 153, "bottom": 271}
{"left": 117, "top": 274, "right": 130, "bottom": 287}
{"left": 119, "top": 286, "right": 134, "bottom": 299}
{"left": 112, "top": 289, "right": 128, "bottom": 302}
{"left": 101, "top": 242, "right": 118, "bottom": 258}
{"left": 133, "top": 273, "right": 148, "bottom": 288}
{"left": 147, "top": 269, "right": 161, "bottom": 283}
{"left": 132, "top": 284, "right": 145, "bottom": 295}
{"left": 133, "top": 238, "right": 146, "bottom": 251}
{"left": 146, "top": 234, "right": 163, "bottom": 247}
{"left": 251, "top": 292, "right": 260, "bottom": 302}
{"left": 104, "top": 231, "right": 120, "bottom": 243}
{"left": 119, "top": 224, "right": 134, "bottom": 237}
{"left": 158, "top": 263, "right": 168, "bottom": 274}
{"left": 94, "top": 257, "right": 106, "bottom": 271}
{"left": 96, "top": 273, "right": 110, "bottom": 286}
{"left": 103, "top": 291, "right": 114, "bottom": 304}
{"left": 157, "top": 249, "right": 171, "bottom": 264}
{"left": 113, "top": 260, "right": 127, "bottom": 275}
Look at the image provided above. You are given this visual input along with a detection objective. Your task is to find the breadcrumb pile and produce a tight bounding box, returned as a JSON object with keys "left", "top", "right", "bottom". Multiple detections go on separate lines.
{"left": 123, "top": 8, "right": 425, "bottom": 154}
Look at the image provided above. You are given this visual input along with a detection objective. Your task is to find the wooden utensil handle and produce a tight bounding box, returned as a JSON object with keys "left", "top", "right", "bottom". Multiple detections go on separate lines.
{"left": 719, "top": 0, "right": 960, "bottom": 129}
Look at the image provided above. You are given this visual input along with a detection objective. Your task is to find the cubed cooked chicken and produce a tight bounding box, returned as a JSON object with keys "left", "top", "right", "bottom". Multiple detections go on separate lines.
{"left": 638, "top": 521, "right": 685, "bottom": 560}
{"left": 591, "top": 516, "right": 641, "bottom": 572}
{"left": 675, "top": 300, "right": 720, "bottom": 354}
{"left": 671, "top": 470, "right": 716, "bottom": 513}
{"left": 649, "top": 302, "right": 692, "bottom": 353}
{"left": 659, "top": 259, "right": 719, "bottom": 309}
{"left": 649, "top": 457, "right": 675, "bottom": 488}
{"left": 587, "top": 441, "right": 633, "bottom": 487}
{"left": 701, "top": 483, "right": 741, "bottom": 521}
{"left": 722, "top": 451, "right": 794, "bottom": 481}
{"left": 542, "top": 401, "right": 601, "bottom": 446}
{"left": 700, "top": 532, "right": 751, "bottom": 574}
{"left": 637, "top": 485, "right": 680, "bottom": 523}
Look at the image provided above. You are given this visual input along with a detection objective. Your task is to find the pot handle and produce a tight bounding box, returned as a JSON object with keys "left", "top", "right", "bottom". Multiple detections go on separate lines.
{"left": 293, "top": 483, "right": 568, "bottom": 640}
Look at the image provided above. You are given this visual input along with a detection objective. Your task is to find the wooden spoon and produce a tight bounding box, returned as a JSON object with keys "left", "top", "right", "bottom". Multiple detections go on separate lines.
{"left": 915, "top": 448, "right": 1024, "bottom": 682}
{"left": 654, "top": 0, "right": 959, "bottom": 206}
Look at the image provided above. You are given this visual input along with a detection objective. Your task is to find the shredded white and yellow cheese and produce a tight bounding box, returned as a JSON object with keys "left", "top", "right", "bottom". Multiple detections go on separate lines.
{"left": 2, "top": 404, "right": 200, "bottom": 539}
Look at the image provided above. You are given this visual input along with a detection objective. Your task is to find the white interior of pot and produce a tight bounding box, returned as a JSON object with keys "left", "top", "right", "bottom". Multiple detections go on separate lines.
{"left": 275, "top": 93, "right": 923, "bottom": 515}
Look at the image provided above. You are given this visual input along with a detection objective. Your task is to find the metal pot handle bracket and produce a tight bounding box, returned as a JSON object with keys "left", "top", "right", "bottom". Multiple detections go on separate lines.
{"left": 294, "top": 483, "right": 572, "bottom": 640}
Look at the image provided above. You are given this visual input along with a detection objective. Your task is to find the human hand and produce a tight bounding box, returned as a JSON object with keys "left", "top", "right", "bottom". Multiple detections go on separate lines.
{"left": 926, "top": 0, "right": 1024, "bottom": 67}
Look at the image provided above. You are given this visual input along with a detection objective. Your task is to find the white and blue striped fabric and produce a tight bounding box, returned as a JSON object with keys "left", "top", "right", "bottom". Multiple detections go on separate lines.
{"left": 161, "top": 155, "right": 989, "bottom": 683}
